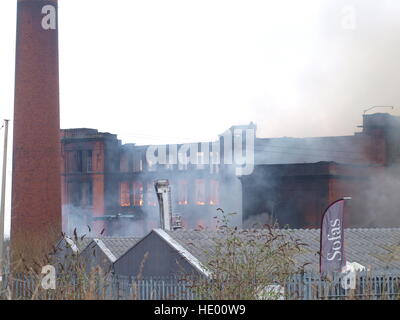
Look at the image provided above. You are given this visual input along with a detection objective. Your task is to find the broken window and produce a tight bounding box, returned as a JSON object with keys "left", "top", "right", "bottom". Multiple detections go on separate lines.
{"left": 209, "top": 179, "right": 219, "bottom": 205}
{"left": 178, "top": 151, "right": 188, "bottom": 170}
{"left": 120, "top": 182, "right": 131, "bottom": 207}
{"left": 64, "top": 151, "right": 71, "bottom": 172}
{"left": 66, "top": 151, "right": 77, "bottom": 173}
{"left": 178, "top": 180, "right": 188, "bottom": 205}
{"left": 78, "top": 181, "right": 93, "bottom": 207}
{"left": 86, "top": 150, "right": 93, "bottom": 172}
{"left": 120, "top": 153, "right": 129, "bottom": 172}
{"left": 133, "top": 182, "right": 144, "bottom": 206}
{"left": 70, "top": 182, "right": 82, "bottom": 207}
{"left": 133, "top": 153, "right": 144, "bottom": 173}
{"left": 76, "top": 150, "right": 83, "bottom": 172}
{"left": 87, "top": 181, "right": 93, "bottom": 206}
{"left": 195, "top": 179, "right": 206, "bottom": 205}
{"left": 209, "top": 151, "right": 220, "bottom": 174}
{"left": 196, "top": 152, "right": 205, "bottom": 169}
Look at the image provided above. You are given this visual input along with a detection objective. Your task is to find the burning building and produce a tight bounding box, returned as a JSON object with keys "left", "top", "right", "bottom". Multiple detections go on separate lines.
{"left": 60, "top": 112, "right": 400, "bottom": 236}
{"left": 241, "top": 113, "right": 400, "bottom": 228}
{"left": 60, "top": 129, "right": 121, "bottom": 235}
{"left": 60, "top": 126, "right": 243, "bottom": 237}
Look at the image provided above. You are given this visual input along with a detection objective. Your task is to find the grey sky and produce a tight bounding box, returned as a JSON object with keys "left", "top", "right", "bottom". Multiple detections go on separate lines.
{"left": 1, "top": 0, "right": 400, "bottom": 235}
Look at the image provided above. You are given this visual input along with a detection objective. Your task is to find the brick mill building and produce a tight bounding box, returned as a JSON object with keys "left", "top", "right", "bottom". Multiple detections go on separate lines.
{"left": 60, "top": 113, "right": 400, "bottom": 236}
{"left": 60, "top": 127, "right": 242, "bottom": 236}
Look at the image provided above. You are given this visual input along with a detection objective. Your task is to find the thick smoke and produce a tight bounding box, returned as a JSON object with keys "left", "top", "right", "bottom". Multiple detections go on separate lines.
{"left": 350, "top": 165, "right": 400, "bottom": 227}
{"left": 252, "top": 0, "right": 400, "bottom": 139}
{"left": 243, "top": 213, "right": 275, "bottom": 229}
{"left": 107, "top": 217, "right": 150, "bottom": 238}
{"left": 62, "top": 1, "right": 400, "bottom": 233}
{"left": 132, "top": 172, "right": 243, "bottom": 233}
{"left": 62, "top": 204, "right": 95, "bottom": 237}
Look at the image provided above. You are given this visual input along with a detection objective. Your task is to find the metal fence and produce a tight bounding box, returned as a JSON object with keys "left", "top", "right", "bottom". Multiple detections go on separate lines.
{"left": 1, "top": 270, "right": 400, "bottom": 300}
{"left": 286, "top": 269, "right": 400, "bottom": 300}
{"left": 0, "top": 274, "right": 197, "bottom": 300}
{"left": 111, "top": 275, "right": 196, "bottom": 300}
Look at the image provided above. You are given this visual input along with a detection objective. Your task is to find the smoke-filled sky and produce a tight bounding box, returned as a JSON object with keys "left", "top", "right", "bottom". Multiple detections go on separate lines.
{"left": 1, "top": 0, "right": 400, "bottom": 235}
{"left": 1, "top": 1, "right": 400, "bottom": 143}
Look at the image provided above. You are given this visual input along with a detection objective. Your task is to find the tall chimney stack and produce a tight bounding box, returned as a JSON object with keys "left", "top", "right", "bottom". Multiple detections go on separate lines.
{"left": 11, "top": 0, "right": 61, "bottom": 266}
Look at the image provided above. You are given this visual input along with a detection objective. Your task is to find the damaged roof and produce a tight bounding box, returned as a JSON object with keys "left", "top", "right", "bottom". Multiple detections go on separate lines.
{"left": 254, "top": 136, "right": 372, "bottom": 166}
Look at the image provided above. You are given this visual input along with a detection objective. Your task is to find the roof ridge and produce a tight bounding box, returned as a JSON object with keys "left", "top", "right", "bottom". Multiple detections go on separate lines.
{"left": 154, "top": 229, "right": 211, "bottom": 277}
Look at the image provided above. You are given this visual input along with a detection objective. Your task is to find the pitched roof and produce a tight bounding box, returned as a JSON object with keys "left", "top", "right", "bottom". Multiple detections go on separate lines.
{"left": 154, "top": 229, "right": 211, "bottom": 276}
{"left": 163, "top": 228, "right": 400, "bottom": 272}
{"left": 85, "top": 237, "right": 142, "bottom": 262}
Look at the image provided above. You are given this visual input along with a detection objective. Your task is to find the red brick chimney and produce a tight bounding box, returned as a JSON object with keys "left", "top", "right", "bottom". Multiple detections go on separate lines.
{"left": 11, "top": 0, "right": 61, "bottom": 265}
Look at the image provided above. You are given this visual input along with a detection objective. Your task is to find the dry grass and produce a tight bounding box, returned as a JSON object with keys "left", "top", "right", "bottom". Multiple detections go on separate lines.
{"left": 187, "top": 209, "right": 307, "bottom": 300}
{"left": 0, "top": 228, "right": 153, "bottom": 300}
{"left": 1, "top": 218, "right": 400, "bottom": 300}
{"left": 0, "top": 228, "right": 113, "bottom": 300}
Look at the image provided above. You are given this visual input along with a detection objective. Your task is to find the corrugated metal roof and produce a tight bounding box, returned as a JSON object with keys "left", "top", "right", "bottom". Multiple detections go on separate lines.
{"left": 163, "top": 228, "right": 400, "bottom": 272}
